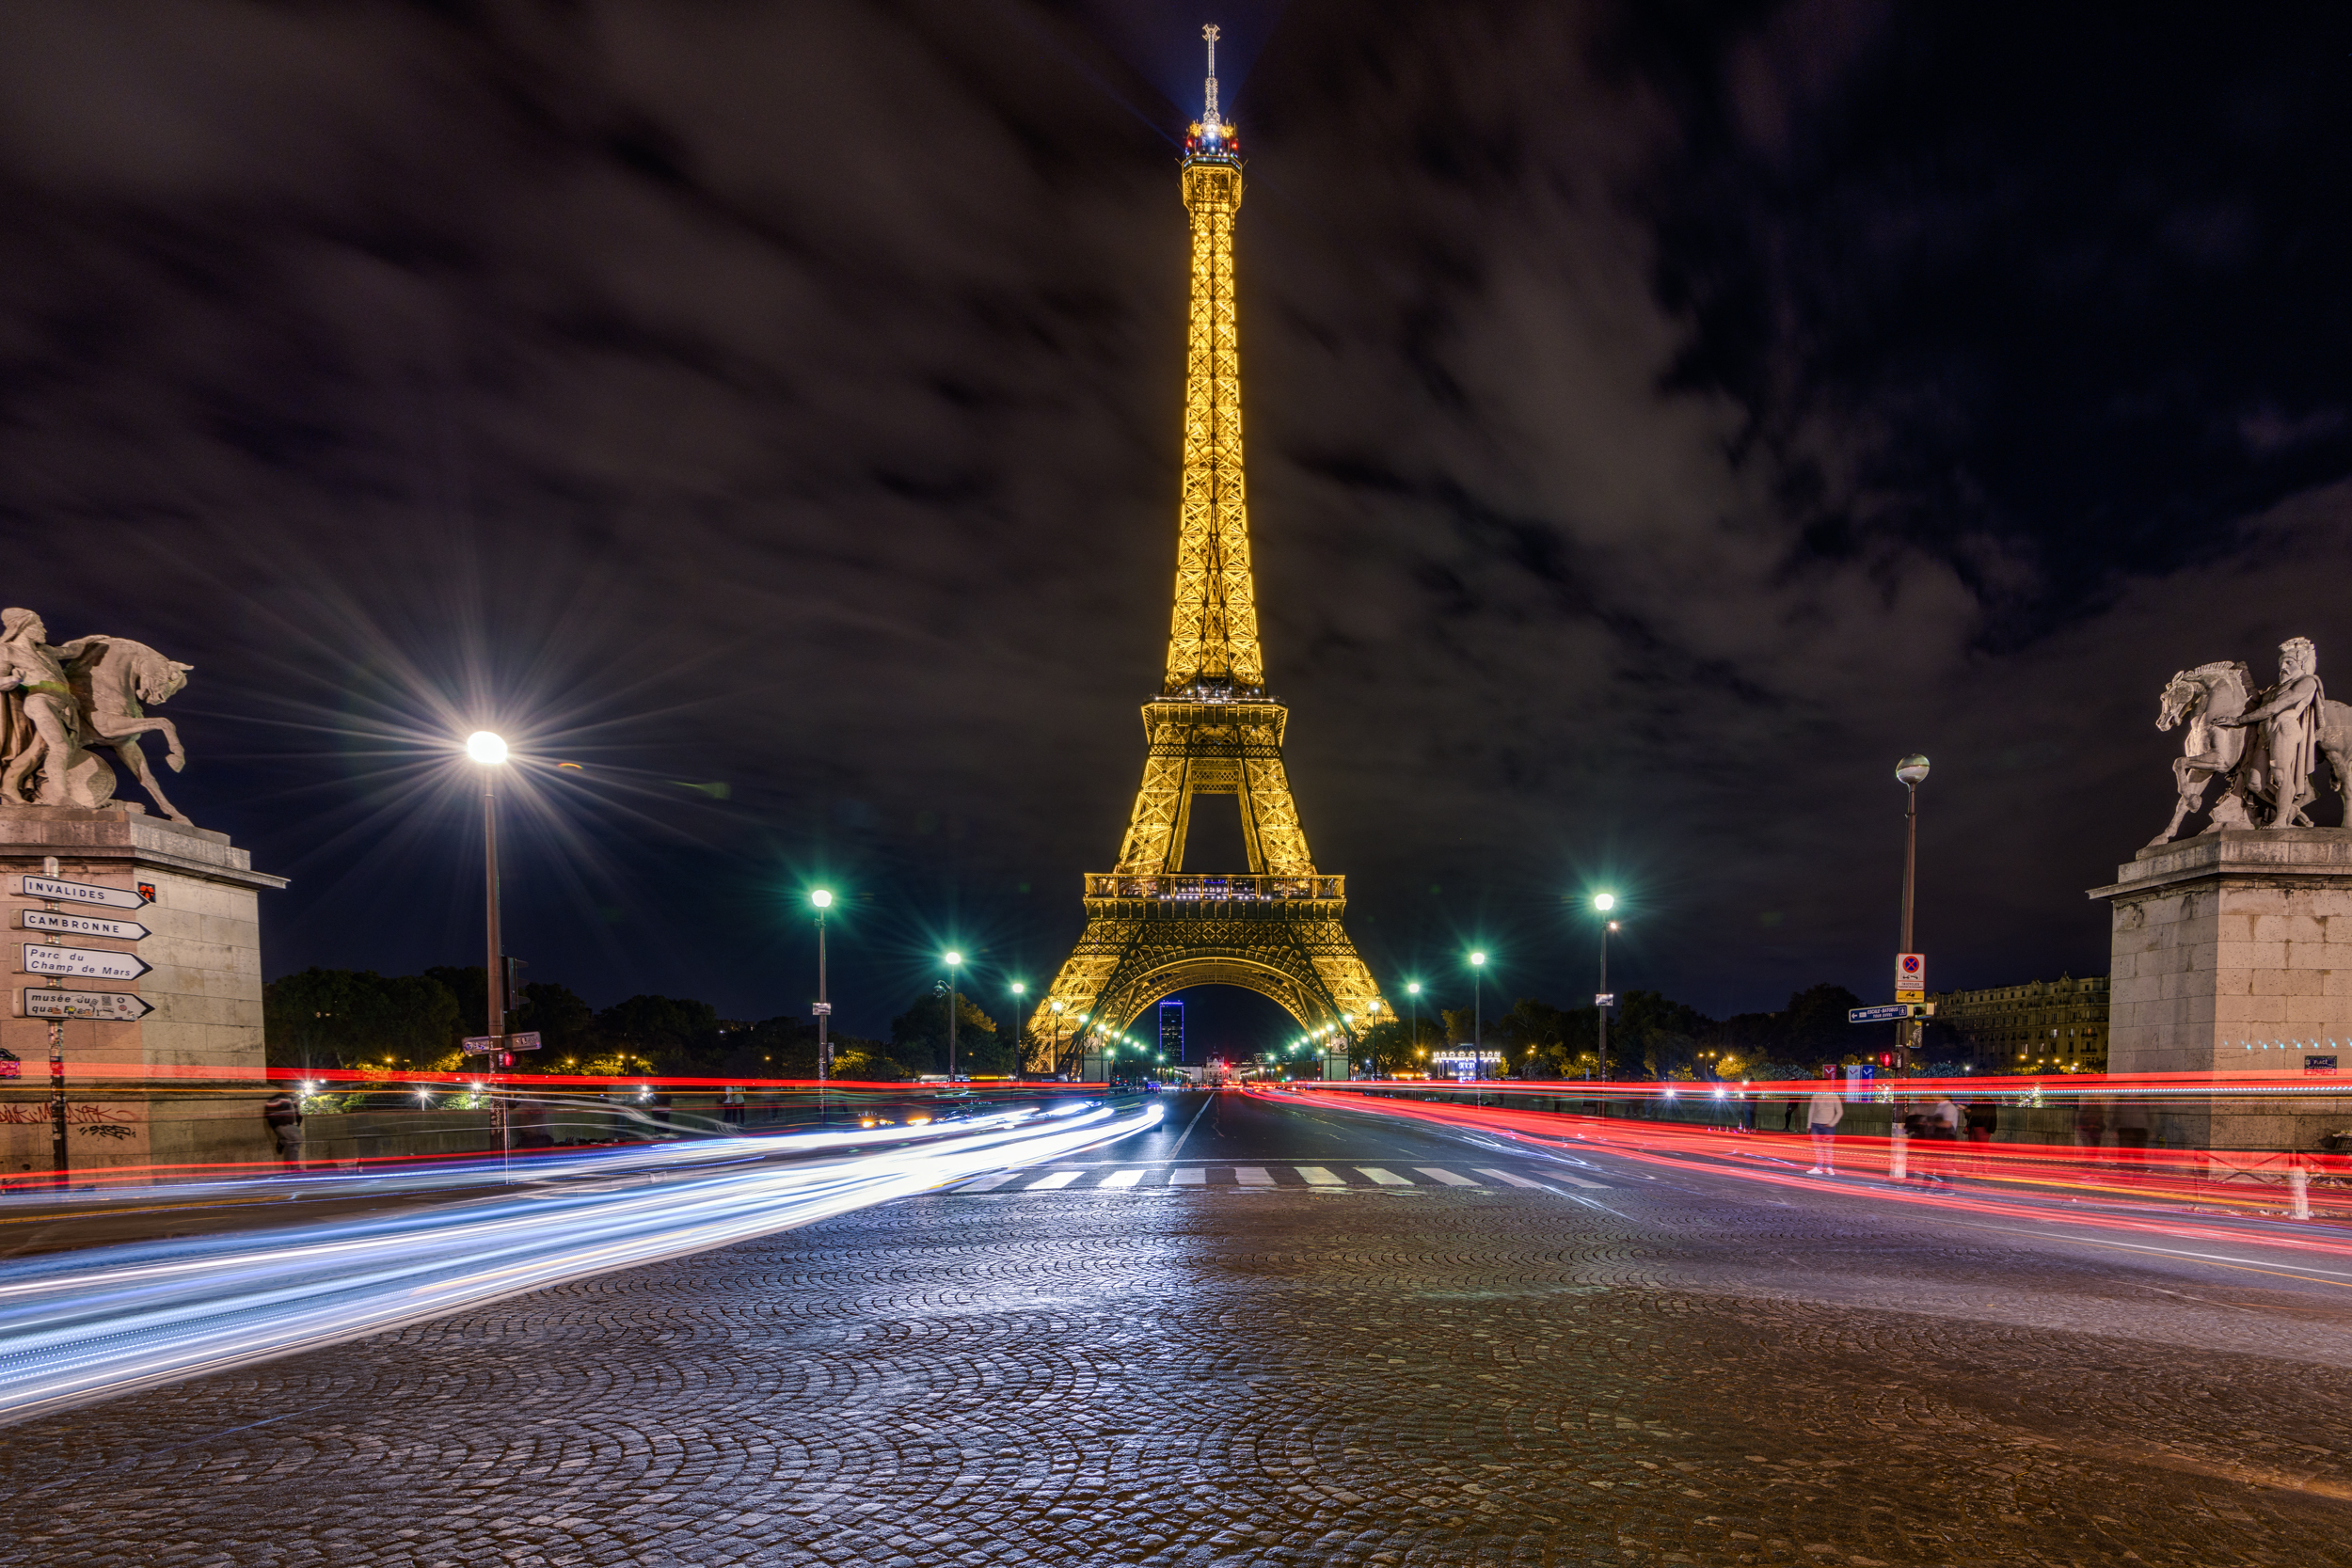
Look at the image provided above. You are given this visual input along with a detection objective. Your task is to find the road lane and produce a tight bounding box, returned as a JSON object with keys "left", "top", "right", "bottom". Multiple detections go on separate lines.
{"left": 5, "top": 1087, "right": 2349, "bottom": 1566}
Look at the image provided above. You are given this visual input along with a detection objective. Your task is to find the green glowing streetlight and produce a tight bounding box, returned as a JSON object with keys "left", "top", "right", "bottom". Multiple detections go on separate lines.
{"left": 944, "top": 951, "right": 963, "bottom": 1078}
{"left": 811, "top": 888, "right": 835, "bottom": 1117}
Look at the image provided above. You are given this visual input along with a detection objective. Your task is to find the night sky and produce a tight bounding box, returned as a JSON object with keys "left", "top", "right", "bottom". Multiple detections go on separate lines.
{"left": 7, "top": 3, "right": 2352, "bottom": 1053}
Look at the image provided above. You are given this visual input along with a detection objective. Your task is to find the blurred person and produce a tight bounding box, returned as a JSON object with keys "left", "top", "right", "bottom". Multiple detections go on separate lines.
{"left": 2073, "top": 1096, "right": 2108, "bottom": 1164}
{"left": 1965, "top": 1097, "right": 2000, "bottom": 1175}
{"left": 2111, "top": 1097, "right": 2151, "bottom": 1168}
{"left": 1922, "top": 1093, "right": 1963, "bottom": 1184}
{"left": 1804, "top": 1078, "right": 1845, "bottom": 1175}
{"left": 262, "top": 1088, "right": 303, "bottom": 1169}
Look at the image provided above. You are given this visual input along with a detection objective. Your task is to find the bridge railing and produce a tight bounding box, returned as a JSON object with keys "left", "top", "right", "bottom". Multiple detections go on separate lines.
{"left": 1085, "top": 873, "right": 1344, "bottom": 902}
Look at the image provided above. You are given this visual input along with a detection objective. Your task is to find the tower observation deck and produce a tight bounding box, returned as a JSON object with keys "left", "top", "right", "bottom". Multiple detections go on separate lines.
{"left": 1027, "top": 27, "right": 1388, "bottom": 1080}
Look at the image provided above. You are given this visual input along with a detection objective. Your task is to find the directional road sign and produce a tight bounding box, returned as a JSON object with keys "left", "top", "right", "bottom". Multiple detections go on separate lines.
{"left": 461, "top": 1031, "right": 544, "bottom": 1054}
{"left": 24, "top": 988, "right": 153, "bottom": 1022}
{"left": 1850, "top": 1003, "right": 1934, "bottom": 1023}
{"left": 23, "top": 943, "right": 151, "bottom": 983}
{"left": 20, "top": 875, "right": 152, "bottom": 912}
{"left": 20, "top": 909, "right": 149, "bottom": 942}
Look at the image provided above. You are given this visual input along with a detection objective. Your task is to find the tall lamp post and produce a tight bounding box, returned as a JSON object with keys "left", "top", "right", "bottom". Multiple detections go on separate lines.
{"left": 943, "top": 951, "right": 963, "bottom": 1080}
{"left": 1008, "top": 979, "right": 1026, "bottom": 1076}
{"left": 1896, "top": 753, "right": 1931, "bottom": 1072}
{"left": 1592, "top": 894, "right": 1619, "bottom": 1083}
{"left": 810, "top": 889, "right": 833, "bottom": 1123}
{"left": 465, "top": 731, "right": 510, "bottom": 1172}
{"left": 1405, "top": 981, "right": 1422, "bottom": 1081}
{"left": 1469, "top": 951, "right": 1486, "bottom": 1084}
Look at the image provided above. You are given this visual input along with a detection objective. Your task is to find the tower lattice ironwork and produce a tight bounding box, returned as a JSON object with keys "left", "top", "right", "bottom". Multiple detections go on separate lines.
{"left": 1030, "top": 30, "right": 1387, "bottom": 1075}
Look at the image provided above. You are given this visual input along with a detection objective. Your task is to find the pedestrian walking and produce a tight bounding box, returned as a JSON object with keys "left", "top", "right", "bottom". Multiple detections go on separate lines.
{"left": 2111, "top": 1097, "right": 2151, "bottom": 1169}
{"left": 1964, "top": 1097, "right": 1999, "bottom": 1175}
{"left": 1804, "top": 1079, "right": 1844, "bottom": 1175}
{"left": 262, "top": 1087, "right": 304, "bottom": 1169}
{"left": 2072, "top": 1095, "right": 2107, "bottom": 1166}
{"left": 1921, "top": 1093, "right": 1963, "bottom": 1184}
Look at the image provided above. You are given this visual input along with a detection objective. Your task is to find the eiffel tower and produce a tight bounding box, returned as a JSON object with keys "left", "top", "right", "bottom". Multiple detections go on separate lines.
{"left": 1030, "top": 28, "right": 1388, "bottom": 1078}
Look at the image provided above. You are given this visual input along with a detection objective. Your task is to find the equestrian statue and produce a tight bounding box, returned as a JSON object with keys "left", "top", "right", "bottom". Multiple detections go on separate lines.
{"left": 2148, "top": 635, "right": 2352, "bottom": 847}
{"left": 0, "top": 606, "right": 199, "bottom": 824}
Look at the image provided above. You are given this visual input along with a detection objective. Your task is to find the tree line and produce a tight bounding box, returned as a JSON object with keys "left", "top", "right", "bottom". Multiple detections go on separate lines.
{"left": 262, "top": 966, "right": 1020, "bottom": 1081}
{"left": 1358, "top": 982, "right": 1873, "bottom": 1080}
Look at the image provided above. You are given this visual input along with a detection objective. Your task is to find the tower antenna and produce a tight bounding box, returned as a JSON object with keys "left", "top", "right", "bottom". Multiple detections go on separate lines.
{"left": 1202, "top": 24, "right": 1221, "bottom": 135}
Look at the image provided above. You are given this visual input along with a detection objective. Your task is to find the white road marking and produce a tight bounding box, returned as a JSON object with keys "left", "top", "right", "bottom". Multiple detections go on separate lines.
{"left": 1472, "top": 1167, "right": 1557, "bottom": 1191}
{"left": 951, "top": 1174, "right": 1019, "bottom": 1193}
{"left": 1552, "top": 1174, "right": 1613, "bottom": 1190}
{"left": 1169, "top": 1167, "right": 1206, "bottom": 1186}
{"left": 1358, "top": 1167, "right": 1412, "bottom": 1186}
{"left": 1100, "top": 1168, "right": 1145, "bottom": 1188}
{"left": 1027, "top": 1170, "right": 1083, "bottom": 1190}
{"left": 1234, "top": 1166, "right": 1275, "bottom": 1187}
{"left": 1416, "top": 1167, "right": 1480, "bottom": 1187}
{"left": 1295, "top": 1166, "right": 1344, "bottom": 1186}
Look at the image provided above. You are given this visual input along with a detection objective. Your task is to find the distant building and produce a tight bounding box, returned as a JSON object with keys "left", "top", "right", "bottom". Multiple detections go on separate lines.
{"left": 1926, "top": 974, "right": 2108, "bottom": 1070}
{"left": 1158, "top": 999, "right": 1185, "bottom": 1064}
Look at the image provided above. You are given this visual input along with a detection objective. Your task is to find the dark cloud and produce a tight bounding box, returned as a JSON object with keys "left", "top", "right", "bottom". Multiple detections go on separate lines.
{"left": 3, "top": 1, "right": 2350, "bottom": 1042}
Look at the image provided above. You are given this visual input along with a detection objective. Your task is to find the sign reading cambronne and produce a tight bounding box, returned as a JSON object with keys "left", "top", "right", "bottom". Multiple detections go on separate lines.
{"left": 19, "top": 875, "right": 153, "bottom": 912}
{"left": 19, "top": 909, "right": 150, "bottom": 942}
{"left": 23, "top": 989, "right": 153, "bottom": 1022}
{"left": 23, "top": 943, "right": 151, "bottom": 983}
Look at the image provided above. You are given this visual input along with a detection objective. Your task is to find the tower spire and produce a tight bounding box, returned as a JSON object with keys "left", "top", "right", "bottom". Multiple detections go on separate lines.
{"left": 1202, "top": 24, "right": 1222, "bottom": 139}
{"left": 1168, "top": 23, "right": 1252, "bottom": 695}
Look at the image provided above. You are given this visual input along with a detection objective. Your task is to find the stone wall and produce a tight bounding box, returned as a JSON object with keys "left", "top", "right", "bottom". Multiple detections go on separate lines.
{"left": 0, "top": 805, "right": 284, "bottom": 1181}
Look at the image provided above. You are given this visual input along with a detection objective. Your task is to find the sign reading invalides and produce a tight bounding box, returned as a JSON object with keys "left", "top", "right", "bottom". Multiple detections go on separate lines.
{"left": 23, "top": 989, "right": 154, "bottom": 1022}
{"left": 19, "top": 875, "right": 153, "bottom": 912}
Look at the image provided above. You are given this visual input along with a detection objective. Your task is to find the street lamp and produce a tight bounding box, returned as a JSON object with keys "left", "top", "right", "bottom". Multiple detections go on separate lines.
{"left": 1469, "top": 951, "right": 1486, "bottom": 1085}
{"left": 810, "top": 889, "right": 834, "bottom": 1122}
{"left": 466, "top": 730, "right": 510, "bottom": 1174}
{"left": 1593, "top": 895, "right": 1620, "bottom": 1084}
{"left": 1896, "top": 753, "right": 1931, "bottom": 1071}
{"left": 1009, "top": 979, "right": 1026, "bottom": 1075}
{"left": 943, "top": 951, "right": 963, "bottom": 1080}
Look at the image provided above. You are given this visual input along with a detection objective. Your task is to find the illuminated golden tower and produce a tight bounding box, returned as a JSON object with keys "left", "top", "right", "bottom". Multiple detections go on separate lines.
{"left": 1031, "top": 26, "right": 1388, "bottom": 1077}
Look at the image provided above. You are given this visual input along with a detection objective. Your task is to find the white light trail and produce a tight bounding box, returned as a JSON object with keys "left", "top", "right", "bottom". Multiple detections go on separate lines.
{"left": 0, "top": 1101, "right": 1158, "bottom": 1426}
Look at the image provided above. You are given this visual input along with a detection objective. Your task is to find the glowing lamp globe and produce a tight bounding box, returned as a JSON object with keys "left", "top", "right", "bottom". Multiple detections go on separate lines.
{"left": 465, "top": 731, "right": 508, "bottom": 766}
{"left": 810, "top": 888, "right": 834, "bottom": 910}
{"left": 1896, "top": 753, "right": 1931, "bottom": 786}
{"left": 1593, "top": 893, "right": 1616, "bottom": 912}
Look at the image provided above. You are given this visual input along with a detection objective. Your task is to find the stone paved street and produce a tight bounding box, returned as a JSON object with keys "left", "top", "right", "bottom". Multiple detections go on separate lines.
{"left": 7, "top": 1090, "right": 2352, "bottom": 1565}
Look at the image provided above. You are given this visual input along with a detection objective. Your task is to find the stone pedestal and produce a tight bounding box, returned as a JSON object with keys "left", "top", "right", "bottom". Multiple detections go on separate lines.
{"left": 2090, "top": 828, "right": 2352, "bottom": 1152}
{"left": 0, "top": 805, "right": 286, "bottom": 1183}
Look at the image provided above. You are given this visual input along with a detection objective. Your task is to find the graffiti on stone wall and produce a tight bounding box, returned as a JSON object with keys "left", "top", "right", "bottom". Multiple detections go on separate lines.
{"left": 0, "top": 1102, "right": 141, "bottom": 1126}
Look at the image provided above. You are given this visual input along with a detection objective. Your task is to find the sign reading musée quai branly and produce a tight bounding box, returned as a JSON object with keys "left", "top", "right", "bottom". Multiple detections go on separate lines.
{"left": 22, "top": 989, "right": 153, "bottom": 1022}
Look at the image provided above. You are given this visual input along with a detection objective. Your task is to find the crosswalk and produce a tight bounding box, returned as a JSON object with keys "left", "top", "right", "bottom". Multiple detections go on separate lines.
{"left": 945, "top": 1164, "right": 1613, "bottom": 1196}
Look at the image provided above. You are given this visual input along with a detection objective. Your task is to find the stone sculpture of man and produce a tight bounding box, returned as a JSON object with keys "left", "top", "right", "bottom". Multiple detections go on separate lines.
{"left": 2215, "top": 636, "right": 2325, "bottom": 829}
{"left": 0, "top": 608, "right": 115, "bottom": 810}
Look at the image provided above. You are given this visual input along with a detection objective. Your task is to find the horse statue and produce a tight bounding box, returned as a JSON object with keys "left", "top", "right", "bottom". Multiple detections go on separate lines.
{"left": 2150, "top": 658, "right": 2352, "bottom": 845}
{"left": 60, "top": 636, "right": 197, "bottom": 825}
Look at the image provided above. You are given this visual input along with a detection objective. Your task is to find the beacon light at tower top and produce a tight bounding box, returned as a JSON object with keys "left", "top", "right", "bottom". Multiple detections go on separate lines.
{"left": 1186, "top": 24, "right": 1237, "bottom": 154}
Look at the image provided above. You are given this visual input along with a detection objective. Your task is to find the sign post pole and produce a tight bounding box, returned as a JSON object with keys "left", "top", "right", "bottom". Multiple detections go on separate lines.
{"left": 47, "top": 1019, "right": 65, "bottom": 1189}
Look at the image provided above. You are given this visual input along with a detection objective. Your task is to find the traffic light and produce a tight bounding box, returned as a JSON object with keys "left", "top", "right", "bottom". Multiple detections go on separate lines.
{"left": 497, "top": 1052, "right": 514, "bottom": 1069}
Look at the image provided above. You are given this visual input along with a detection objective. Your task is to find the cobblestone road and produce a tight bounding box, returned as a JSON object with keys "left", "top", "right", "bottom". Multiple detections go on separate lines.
{"left": 7, "top": 1089, "right": 2351, "bottom": 1566}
